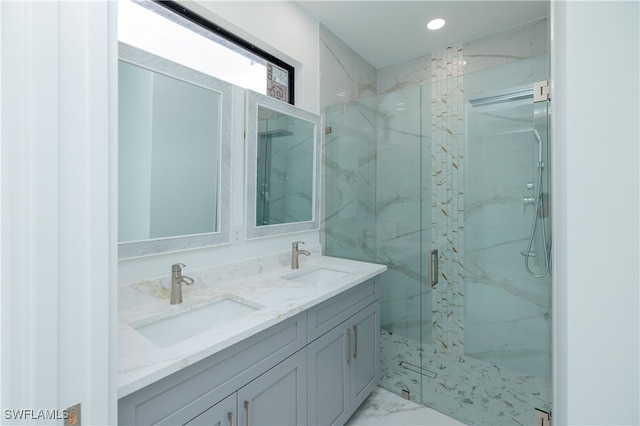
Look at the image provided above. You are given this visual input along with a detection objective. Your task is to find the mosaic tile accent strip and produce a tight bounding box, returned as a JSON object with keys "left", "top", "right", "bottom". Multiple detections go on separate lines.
{"left": 431, "top": 45, "right": 465, "bottom": 354}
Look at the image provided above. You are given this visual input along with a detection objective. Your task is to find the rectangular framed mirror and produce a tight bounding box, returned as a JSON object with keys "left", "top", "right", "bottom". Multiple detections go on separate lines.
{"left": 246, "top": 90, "right": 321, "bottom": 239}
{"left": 118, "top": 43, "right": 232, "bottom": 258}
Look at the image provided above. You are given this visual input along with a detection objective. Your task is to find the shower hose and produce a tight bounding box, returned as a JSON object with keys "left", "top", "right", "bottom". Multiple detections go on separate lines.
{"left": 524, "top": 153, "right": 550, "bottom": 278}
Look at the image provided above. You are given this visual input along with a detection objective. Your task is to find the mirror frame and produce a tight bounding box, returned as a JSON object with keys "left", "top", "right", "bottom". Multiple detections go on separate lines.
{"left": 245, "top": 90, "right": 321, "bottom": 239}
{"left": 118, "top": 42, "right": 232, "bottom": 259}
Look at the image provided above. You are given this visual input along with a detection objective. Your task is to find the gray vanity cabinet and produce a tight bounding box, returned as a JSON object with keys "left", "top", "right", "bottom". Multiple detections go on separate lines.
{"left": 307, "top": 279, "right": 380, "bottom": 426}
{"left": 186, "top": 350, "right": 307, "bottom": 426}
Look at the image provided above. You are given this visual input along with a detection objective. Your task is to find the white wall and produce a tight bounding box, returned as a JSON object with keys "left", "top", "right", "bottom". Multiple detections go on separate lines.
{"left": 119, "top": 0, "right": 322, "bottom": 284}
{"left": 552, "top": 1, "right": 640, "bottom": 424}
{"left": 0, "top": 1, "right": 117, "bottom": 423}
{"left": 186, "top": 0, "right": 320, "bottom": 114}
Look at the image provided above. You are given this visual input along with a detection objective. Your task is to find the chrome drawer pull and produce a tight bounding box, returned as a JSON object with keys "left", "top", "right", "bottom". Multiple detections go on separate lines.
{"left": 353, "top": 324, "right": 358, "bottom": 359}
{"left": 346, "top": 328, "right": 352, "bottom": 363}
{"left": 243, "top": 400, "right": 250, "bottom": 426}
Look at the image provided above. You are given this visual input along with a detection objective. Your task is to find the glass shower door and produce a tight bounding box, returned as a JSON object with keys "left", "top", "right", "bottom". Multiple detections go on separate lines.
{"left": 464, "top": 94, "right": 551, "bottom": 378}
{"left": 373, "top": 85, "right": 432, "bottom": 403}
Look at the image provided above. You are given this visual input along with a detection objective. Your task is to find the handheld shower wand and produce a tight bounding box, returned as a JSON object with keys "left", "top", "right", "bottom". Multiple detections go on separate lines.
{"left": 524, "top": 128, "right": 550, "bottom": 278}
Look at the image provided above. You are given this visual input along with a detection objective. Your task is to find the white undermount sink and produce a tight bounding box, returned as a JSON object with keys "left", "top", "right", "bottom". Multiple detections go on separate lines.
{"left": 283, "top": 266, "right": 352, "bottom": 286}
{"left": 132, "top": 298, "right": 261, "bottom": 348}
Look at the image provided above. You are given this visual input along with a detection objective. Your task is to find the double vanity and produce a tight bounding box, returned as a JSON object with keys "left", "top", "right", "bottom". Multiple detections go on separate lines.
{"left": 118, "top": 251, "right": 386, "bottom": 425}
{"left": 116, "top": 28, "right": 385, "bottom": 426}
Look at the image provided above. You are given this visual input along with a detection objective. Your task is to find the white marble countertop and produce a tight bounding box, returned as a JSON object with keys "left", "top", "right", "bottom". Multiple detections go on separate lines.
{"left": 118, "top": 255, "right": 386, "bottom": 398}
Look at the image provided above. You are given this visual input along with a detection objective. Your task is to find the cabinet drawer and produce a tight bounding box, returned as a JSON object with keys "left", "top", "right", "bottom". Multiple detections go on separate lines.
{"left": 118, "top": 313, "right": 306, "bottom": 425}
{"left": 307, "top": 278, "right": 378, "bottom": 342}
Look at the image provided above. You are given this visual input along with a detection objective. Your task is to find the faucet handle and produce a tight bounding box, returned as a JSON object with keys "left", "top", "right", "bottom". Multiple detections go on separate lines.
{"left": 292, "top": 241, "right": 305, "bottom": 248}
{"left": 172, "top": 263, "right": 186, "bottom": 272}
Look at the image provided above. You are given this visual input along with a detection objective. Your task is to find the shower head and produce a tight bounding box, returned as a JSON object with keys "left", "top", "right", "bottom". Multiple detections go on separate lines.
{"left": 533, "top": 129, "right": 543, "bottom": 166}
{"left": 533, "top": 128, "right": 542, "bottom": 145}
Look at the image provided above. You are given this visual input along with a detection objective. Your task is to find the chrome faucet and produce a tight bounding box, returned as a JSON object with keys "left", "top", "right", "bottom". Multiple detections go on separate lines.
{"left": 291, "top": 241, "right": 310, "bottom": 269}
{"left": 170, "top": 263, "right": 194, "bottom": 304}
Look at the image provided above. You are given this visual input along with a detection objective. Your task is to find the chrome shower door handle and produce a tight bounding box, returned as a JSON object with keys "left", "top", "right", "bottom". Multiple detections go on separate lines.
{"left": 429, "top": 249, "right": 439, "bottom": 288}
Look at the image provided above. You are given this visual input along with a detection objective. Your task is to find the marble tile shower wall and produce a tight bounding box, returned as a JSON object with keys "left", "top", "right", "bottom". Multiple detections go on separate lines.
{"left": 321, "top": 23, "right": 377, "bottom": 264}
{"left": 319, "top": 25, "right": 376, "bottom": 107}
{"left": 321, "top": 18, "right": 550, "bottom": 374}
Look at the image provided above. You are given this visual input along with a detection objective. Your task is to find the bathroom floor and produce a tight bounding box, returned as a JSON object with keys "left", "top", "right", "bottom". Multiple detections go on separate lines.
{"left": 346, "top": 387, "right": 465, "bottom": 426}
{"left": 378, "top": 330, "right": 550, "bottom": 426}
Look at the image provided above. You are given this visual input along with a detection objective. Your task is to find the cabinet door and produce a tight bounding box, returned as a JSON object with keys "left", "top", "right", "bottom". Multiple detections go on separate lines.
{"left": 307, "top": 323, "right": 350, "bottom": 426}
{"left": 184, "top": 393, "right": 236, "bottom": 426}
{"left": 350, "top": 302, "right": 379, "bottom": 411}
{"left": 237, "top": 350, "right": 307, "bottom": 426}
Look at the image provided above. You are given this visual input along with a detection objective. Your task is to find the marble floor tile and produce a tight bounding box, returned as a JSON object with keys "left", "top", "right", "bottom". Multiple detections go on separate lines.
{"left": 379, "top": 330, "right": 550, "bottom": 426}
{"left": 347, "top": 387, "right": 466, "bottom": 426}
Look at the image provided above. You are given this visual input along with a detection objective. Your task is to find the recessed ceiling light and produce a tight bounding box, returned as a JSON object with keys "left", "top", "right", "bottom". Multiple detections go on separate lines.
{"left": 427, "top": 18, "right": 445, "bottom": 31}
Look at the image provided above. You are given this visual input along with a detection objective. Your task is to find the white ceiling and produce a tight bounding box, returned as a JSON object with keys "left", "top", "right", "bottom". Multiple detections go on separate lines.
{"left": 294, "top": 1, "right": 550, "bottom": 69}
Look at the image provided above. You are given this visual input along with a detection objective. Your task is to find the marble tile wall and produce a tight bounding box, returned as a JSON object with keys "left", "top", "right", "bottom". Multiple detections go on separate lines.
{"left": 322, "top": 102, "right": 378, "bottom": 261}
{"left": 320, "top": 23, "right": 378, "bottom": 263}
{"left": 462, "top": 18, "right": 549, "bottom": 76}
{"left": 377, "top": 54, "right": 431, "bottom": 95}
{"left": 319, "top": 24, "right": 377, "bottom": 107}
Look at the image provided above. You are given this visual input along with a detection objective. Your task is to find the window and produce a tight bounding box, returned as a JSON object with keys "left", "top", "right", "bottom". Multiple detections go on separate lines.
{"left": 118, "top": 0, "right": 295, "bottom": 103}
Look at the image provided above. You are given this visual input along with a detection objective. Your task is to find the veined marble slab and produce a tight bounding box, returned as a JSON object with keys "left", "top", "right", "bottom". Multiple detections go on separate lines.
{"left": 118, "top": 251, "right": 386, "bottom": 398}
{"left": 346, "top": 387, "right": 466, "bottom": 426}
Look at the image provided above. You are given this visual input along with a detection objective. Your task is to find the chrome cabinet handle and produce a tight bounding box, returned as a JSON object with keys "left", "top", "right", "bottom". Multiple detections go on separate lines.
{"left": 346, "top": 328, "right": 352, "bottom": 363}
{"left": 228, "top": 411, "right": 234, "bottom": 426}
{"left": 243, "top": 400, "right": 250, "bottom": 426}
{"left": 353, "top": 324, "right": 358, "bottom": 359}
